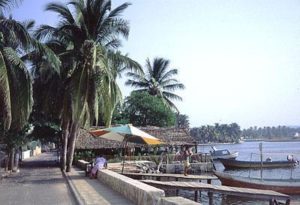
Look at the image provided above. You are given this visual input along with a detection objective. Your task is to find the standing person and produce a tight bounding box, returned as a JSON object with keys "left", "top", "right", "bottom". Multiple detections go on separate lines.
{"left": 183, "top": 146, "right": 191, "bottom": 176}
{"left": 90, "top": 155, "right": 107, "bottom": 179}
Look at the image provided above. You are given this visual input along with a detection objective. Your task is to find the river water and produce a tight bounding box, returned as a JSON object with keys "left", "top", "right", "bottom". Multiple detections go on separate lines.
{"left": 179, "top": 141, "right": 300, "bottom": 205}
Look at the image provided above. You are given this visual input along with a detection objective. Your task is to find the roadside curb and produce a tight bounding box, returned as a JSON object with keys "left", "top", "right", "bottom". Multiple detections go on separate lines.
{"left": 62, "top": 170, "right": 85, "bottom": 205}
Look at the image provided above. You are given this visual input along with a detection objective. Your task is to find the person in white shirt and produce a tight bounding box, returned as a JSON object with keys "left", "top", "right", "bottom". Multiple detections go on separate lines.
{"left": 90, "top": 155, "right": 107, "bottom": 179}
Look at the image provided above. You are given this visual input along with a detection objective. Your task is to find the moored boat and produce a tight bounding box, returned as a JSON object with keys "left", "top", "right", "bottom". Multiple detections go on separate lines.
{"left": 219, "top": 158, "right": 297, "bottom": 169}
{"left": 214, "top": 171, "right": 300, "bottom": 195}
{"left": 210, "top": 146, "right": 238, "bottom": 160}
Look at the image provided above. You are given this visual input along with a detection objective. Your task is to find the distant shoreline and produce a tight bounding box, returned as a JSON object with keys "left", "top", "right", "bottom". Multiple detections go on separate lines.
{"left": 197, "top": 138, "right": 300, "bottom": 146}
{"left": 244, "top": 138, "right": 300, "bottom": 142}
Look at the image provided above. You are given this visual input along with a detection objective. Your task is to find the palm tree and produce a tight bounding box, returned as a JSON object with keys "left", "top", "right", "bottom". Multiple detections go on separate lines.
{"left": 0, "top": 0, "right": 33, "bottom": 170}
{"left": 126, "top": 57, "right": 185, "bottom": 112}
{"left": 34, "top": 0, "right": 141, "bottom": 171}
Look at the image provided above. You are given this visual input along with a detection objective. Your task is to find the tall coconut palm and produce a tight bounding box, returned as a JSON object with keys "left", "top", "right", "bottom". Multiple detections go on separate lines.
{"left": 34, "top": 0, "right": 141, "bottom": 171}
{"left": 0, "top": 1, "right": 33, "bottom": 170}
{"left": 126, "top": 57, "right": 185, "bottom": 112}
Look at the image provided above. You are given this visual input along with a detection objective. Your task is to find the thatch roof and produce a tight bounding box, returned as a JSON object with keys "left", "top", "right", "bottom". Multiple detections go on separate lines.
{"left": 139, "top": 126, "right": 195, "bottom": 146}
{"left": 76, "top": 129, "right": 124, "bottom": 149}
{"left": 76, "top": 126, "right": 195, "bottom": 150}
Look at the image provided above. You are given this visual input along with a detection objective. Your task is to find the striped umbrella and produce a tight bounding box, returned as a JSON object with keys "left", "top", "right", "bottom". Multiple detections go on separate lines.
{"left": 89, "top": 124, "right": 162, "bottom": 173}
{"left": 89, "top": 124, "right": 162, "bottom": 145}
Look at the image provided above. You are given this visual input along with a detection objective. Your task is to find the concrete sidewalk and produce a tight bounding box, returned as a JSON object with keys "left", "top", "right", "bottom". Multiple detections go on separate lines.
{"left": 65, "top": 168, "right": 134, "bottom": 205}
{"left": 0, "top": 152, "right": 75, "bottom": 205}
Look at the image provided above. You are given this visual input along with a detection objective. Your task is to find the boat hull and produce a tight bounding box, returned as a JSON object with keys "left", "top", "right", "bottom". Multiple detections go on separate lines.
{"left": 211, "top": 152, "right": 238, "bottom": 160}
{"left": 214, "top": 171, "right": 300, "bottom": 195}
{"left": 219, "top": 158, "right": 296, "bottom": 169}
{"left": 210, "top": 148, "right": 239, "bottom": 160}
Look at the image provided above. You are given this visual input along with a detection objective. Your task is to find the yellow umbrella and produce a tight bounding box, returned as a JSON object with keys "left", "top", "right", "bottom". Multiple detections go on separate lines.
{"left": 89, "top": 124, "right": 162, "bottom": 173}
{"left": 89, "top": 124, "right": 162, "bottom": 145}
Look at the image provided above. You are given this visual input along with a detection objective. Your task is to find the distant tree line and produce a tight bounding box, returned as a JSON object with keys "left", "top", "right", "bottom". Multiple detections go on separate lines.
{"left": 190, "top": 123, "right": 241, "bottom": 143}
{"left": 242, "top": 126, "right": 300, "bottom": 139}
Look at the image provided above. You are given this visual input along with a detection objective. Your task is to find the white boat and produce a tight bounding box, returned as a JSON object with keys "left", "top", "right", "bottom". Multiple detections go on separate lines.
{"left": 210, "top": 146, "right": 238, "bottom": 160}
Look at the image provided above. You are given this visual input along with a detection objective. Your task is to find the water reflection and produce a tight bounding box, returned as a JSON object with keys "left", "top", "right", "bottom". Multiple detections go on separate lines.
{"left": 194, "top": 141, "right": 300, "bottom": 204}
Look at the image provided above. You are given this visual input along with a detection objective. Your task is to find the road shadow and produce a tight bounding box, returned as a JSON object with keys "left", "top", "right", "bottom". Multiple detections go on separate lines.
{"left": 20, "top": 152, "right": 60, "bottom": 168}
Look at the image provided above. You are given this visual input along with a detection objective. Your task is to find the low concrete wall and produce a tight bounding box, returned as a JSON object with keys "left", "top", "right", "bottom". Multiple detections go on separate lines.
{"left": 98, "top": 169, "right": 165, "bottom": 205}
{"left": 33, "top": 146, "right": 41, "bottom": 156}
{"left": 77, "top": 159, "right": 89, "bottom": 170}
{"left": 22, "top": 150, "right": 31, "bottom": 160}
{"left": 76, "top": 159, "right": 202, "bottom": 205}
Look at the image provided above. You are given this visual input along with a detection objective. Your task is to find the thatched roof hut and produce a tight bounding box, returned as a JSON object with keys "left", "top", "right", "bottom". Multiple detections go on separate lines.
{"left": 76, "top": 129, "right": 124, "bottom": 150}
{"left": 140, "top": 126, "right": 195, "bottom": 146}
{"left": 75, "top": 126, "right": 195, "bottom": 150}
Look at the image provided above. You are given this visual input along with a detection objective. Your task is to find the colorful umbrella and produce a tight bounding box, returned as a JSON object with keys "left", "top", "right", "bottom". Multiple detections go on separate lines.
{"left": 89, "top": 124, "right": 162, "bottom": 173}
{"left": 89, "top": 124, "right": 162, "bottom": 145}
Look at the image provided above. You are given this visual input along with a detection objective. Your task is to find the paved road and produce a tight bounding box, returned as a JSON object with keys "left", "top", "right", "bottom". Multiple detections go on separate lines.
{"left": 0, "top": 152, "right": 76, "bottom": 205}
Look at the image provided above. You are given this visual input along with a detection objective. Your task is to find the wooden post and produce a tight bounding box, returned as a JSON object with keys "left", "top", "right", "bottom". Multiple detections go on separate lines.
{"left": 199, "top": 180, "right": 202, "bottom": 198}
{"left": 208, "top": 192, "right": 213, "bottom": 205}
{"left": 194, "top": 190, "right": 198, "bottom": 202}
{"left": 176, "top": 178, "right": 179, "bottom": 196}
{"left": 259, "top": 142, "right": 263, "bottom": 180}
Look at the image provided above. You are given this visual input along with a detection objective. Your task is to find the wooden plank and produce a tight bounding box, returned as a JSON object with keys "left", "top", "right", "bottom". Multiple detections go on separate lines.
{"left": 141, "top": 180, "right": 290, "bottom": 201}
{"left": 123, "top": 172, "right": 217, "bottom": 180}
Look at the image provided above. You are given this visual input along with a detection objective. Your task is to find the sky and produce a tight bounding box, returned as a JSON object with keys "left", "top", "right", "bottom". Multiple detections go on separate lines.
{"left": 11, "top": 0, "right": 300, "bottom": 128}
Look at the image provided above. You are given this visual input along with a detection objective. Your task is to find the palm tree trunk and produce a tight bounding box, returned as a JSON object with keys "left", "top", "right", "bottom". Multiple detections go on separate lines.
{"left": 61, "top": 130, "right": 68, "bottom": 172}
{"left": 8, "top": 148, "right": 14, "bottom": 171}
{"left": 61, "top": 120, "right": 70, "bottom": 171}
{"left": 66, "top": 123, "right": 79, "bottom": 172}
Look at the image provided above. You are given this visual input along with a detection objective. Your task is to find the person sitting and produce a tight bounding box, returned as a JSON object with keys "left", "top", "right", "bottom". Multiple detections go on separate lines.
{"left": 90, "top": 155, "right": 107, "bottom": 179}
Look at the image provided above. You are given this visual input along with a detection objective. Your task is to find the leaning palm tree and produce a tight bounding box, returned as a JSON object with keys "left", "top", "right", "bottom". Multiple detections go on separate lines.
{"left": 34, "top": 0, "right": 141, "bottom": 171}
{"left": 126, "top": 57, "right": 185, "bottom": 112}
{"left": 0, "top": 3, "right": 33, "bottom": 170}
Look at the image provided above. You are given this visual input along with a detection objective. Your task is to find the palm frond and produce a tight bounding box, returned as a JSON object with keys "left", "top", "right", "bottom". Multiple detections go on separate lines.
{"left": 0, "top": 51, "right": 11, "bottom": 130}
{"left": 160, "top": 69, "right": 178, "bottom": 81}
{"left": 31, "top": 40, "right": 61, "bottom": 75}
{"left": 22, "top": 20, "right": 35, "bottom": 31}
{"left": 163, "top": 96, "right": 180, "bottom": 113}
{"left": 0, "top": 0, "right": 22, "bottom": 11}
{"left": 162, "top": 83, "right": 185, "bottom": 91}
{"left": 108, "top": 2, "right": 131, "bottom": 19}
{"left": 125, "top": 79, "right": 149, "bottom": 88}
{"left": 103, "top": 37, "right": 121, "bottom": 49}
{"left": 45, "top": 2, "right": 75, "bottom": 25}
{"left": 3, "top": 47, "right": 26, "bottom": 69}
{"left": 0, "top": 18, "right": 32, "bottom": 49}
{"left": 108, "top": 51, "right": 142, "bottom": 76}
{"left": 162, "top": 91, "right": 183, "bottom": 101}
{"left": 34, "top": 25, "right": 57, "bottom": 41}
{"left": 6, "top": 58, "right": 33, "bottom": 131}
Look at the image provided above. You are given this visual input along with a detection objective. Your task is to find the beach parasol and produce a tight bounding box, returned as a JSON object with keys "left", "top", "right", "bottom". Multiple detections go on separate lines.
{"left": 89, "top": 124, "right": 162, "bottom": 172}
{"left": 89, "top": 124, "right": 162, "bottom": 145}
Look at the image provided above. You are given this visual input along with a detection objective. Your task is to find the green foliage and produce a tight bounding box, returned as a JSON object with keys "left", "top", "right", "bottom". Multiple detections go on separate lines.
{"left": 29, "top": 122, "right": 61, "bottom": 144}
{"left": 111, "top": 103, "right": 129, "bottom": 125}
{"left": 126, "top": 57, "right": 184, "bottom": 112}
{"left": 176, "top": 114, "right": 190, "bottom": 129}
{"left": 2, "top": 124, "right": 32, "bottom": 150}
{"left": 242, "top": 126, "right": 300, "bottom": 139}
{"left": 119, "top": 92, "right": 176, "bottom": 127}
{"left": 190, "top": 123, "right": 242, "bottom": 143}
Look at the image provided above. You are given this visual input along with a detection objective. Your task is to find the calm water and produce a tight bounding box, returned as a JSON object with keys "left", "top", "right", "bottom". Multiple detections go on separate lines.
{"left": 179, "top": 141, "right": 300, "bottom": 205}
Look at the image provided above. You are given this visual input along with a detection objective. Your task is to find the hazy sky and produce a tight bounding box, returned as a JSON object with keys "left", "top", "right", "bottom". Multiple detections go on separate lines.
{"left": 12, "top": 0, "right": 300, "bottom": 128}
